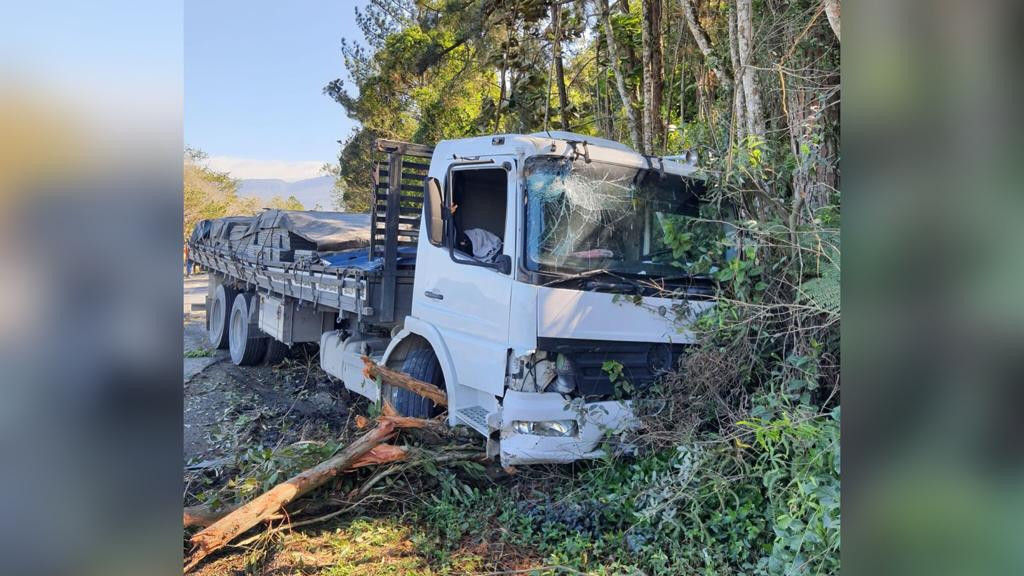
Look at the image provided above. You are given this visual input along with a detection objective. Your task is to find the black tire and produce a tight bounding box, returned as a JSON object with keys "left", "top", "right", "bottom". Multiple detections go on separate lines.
{"left": 384, "top": 348, "right": 443, "bottom": 419}
{"left": 263, "top": 339, "right": 289, "bottom": 365}
{"left": 208, "top": 283, "right": 236, "bottom": 349}
{"left": 228, "top": 293, "right": 268, "bottom": 366}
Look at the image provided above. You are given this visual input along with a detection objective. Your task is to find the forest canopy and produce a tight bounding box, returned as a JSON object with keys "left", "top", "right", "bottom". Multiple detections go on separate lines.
{"left": 326, "top": 0, "right": 839, "bottom": 221}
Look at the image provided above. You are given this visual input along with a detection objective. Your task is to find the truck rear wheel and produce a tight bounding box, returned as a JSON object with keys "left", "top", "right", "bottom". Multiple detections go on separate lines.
{"left": 208, "top": 283, "right": 236, "bottom": 349}
{"left": 385, "top": 349, "right": 443, "bottom": 419}
{"left": 229, "top": 293, "right": 268, "bottom": 366}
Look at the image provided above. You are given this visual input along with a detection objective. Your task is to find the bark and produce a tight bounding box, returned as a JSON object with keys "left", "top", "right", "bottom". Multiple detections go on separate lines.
{"left": 640, "top": 0, "right": 664, "bottom": 153}
{"left": 184, "top": 422, "right": 398, "bottom": 572}
{"left": 735, "top": 0, "right": 764, "bottom": 137}
{"left": 679, "top": 55, "right": 685, "bottom": 128}
{"left": 728, "top": 3, "right": 747, "bottom": 144}
{"left": 494, "top": 7, "right": 518, "bottom": 132}
{"left": 680, "top": 0, "right": 731, "bottom": 91}
{"left": 361, "top": 355, "right": 449, "bottom": 407}
{"left": 349, "top": 443, "right": 408, "bottom": 468}
{"left": 551, "top": 1, "right": 570, "bottom": 130}
{"left": 597, "top": 0, "right": 643, "bottom": 150}
{"left": 378, "top": 414, "right": 448, "bottom": 432}
{"left": 824, "top": 0, "right": 840, "bottom": 42}
{"left": 184, "top": 504, "right": 241, "bottom": 529}
{"left": 666, "top": 20, "right": 684, "bottom": 141}
{"left": 496, "top": 52, "right": 507, "bottom": 131}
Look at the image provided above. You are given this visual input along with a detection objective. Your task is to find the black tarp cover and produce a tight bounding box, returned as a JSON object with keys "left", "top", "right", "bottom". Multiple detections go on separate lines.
{"left": 240, "top": 210, "right": 370, "bottom": 251}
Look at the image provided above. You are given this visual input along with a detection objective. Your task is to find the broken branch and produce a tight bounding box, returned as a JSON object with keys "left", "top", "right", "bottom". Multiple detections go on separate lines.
{"left": 184, "top": 421, "right": 397, "bottom": 572}
{"left": 184, "top": 504, "right": 240, "bottom": 529}
{"left": 379, "top": 414, "right": 448, "bottom": 431}
{"left": 361, "top": 355, "right": 448, "bottom": 406}
{"left": 348, "top": 443, "right": 408, "bottom": 468}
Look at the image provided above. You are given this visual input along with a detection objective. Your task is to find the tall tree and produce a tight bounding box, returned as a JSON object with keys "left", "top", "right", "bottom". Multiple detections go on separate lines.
{"left": 640, "top": 0, "right": 664, "bottom": 153}
{"left": 824, "top": 0, "right": 840, "bottom": 42}
{"left": 550, "top": 1, "right": 570, "bottom": 130}
{"left": 728, "top": 2, "right": 747, "bottom": 144}
{"left": 596, "top": 0, "right": 643, "bottom": 150}
{"left": 680, "top": 0, "right": 731, "bottom": 92}
{"left": 735, "top": 0, "right": 764, "bottom": 137}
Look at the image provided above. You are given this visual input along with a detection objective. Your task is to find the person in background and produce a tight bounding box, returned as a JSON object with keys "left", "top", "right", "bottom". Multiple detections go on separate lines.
{"left": 184, "top": 242, "right": 192, "bottom": 277}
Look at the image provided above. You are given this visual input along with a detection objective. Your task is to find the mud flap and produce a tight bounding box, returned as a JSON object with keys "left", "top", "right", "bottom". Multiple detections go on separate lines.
{"left": 319, "top": 331, "right": 383, "bottom": 401}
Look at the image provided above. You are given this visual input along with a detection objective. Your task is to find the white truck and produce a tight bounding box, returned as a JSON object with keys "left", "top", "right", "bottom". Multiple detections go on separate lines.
{"left": 189, "top": 131, "right": 714, "bottom": 464}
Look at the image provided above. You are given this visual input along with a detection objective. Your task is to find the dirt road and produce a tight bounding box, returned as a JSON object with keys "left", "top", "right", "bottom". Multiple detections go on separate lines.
{"left": 182, "top": 274, "right": 354, "bottom": 465}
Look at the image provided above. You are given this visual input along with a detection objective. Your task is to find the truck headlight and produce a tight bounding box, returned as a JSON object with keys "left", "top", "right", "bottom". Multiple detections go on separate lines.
{"left": 552, "top": 353, "right": 577, "bottom": 394}
{"left": 511, "top": 419, "right": 579, "bottom": 437}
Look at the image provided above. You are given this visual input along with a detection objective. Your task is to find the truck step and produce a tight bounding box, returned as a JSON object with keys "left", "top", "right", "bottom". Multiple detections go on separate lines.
{"left": 456, "top": 405, "right": 489, "bottom": 434}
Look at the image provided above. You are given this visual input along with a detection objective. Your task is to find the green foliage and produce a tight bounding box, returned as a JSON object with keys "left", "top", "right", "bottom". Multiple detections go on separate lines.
{"left": 265, "top": 195, "right": 304, "bottom": 211}
{"left": 183, "top": 147, "right": 250, "bottom": 240}
{"left": 409, "top": 400, "right": 839, "bottom": 575}
{"left": 602, "top": 359, "right": 635, "bottom": 399}
{"left": 184, "top": 147, "right": 306, "bottom": 238}
{"left": 184, "top": 348, "right": 215, "bottom": 358}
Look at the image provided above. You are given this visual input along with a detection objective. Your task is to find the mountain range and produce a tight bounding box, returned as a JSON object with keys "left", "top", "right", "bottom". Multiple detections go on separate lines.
{"left": 238, "top": 175, "right": 337, "bottom": 211}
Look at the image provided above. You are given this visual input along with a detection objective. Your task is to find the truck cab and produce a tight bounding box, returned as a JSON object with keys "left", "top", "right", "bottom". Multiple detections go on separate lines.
{"left": 373, "top": 132, "right": 714, "bottom": 464}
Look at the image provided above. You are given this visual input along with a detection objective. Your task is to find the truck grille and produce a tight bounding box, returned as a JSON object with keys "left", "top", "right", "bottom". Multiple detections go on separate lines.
{"left": 537, "top": 338, "right": 687, "bottom": 399}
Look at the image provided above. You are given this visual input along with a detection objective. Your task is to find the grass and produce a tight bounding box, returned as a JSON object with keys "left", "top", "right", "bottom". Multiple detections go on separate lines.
{"left": 185, "top": 347, "right": 216, "bottom": 358}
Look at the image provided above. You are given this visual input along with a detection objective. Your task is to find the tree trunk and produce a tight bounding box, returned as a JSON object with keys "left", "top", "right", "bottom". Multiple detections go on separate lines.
{"left": 361, "top": 355, "right": 449, "bottom": 407}
{"left": 728, "top": 2, "right": 747, "bottom": 144}
{"left": 184, "top": 504, "right": 241, "bottom": 529}
{"left": 640, "top": 0, "right": 664, "bottom": 153}
{"left": 680, "top": 0, "right": 731, "bottom": 91}
{"left": 653, "top": 0, "right": 664, "bottom": 146}
{"left": 551, "top": 1, "right": 570, "bottom": 130}
{"left": 824, "top": 0, "right": 840, "bottom": 42}
{"left": 495, "top": 8, "right": 518, "bottom": 132}
{"left": 735, "top": 0, "right": 764, "bottom": 138}
{"left": 597, "top": 0, "right": 643, "bottom": 150}
{"left": 184, "top": 422, "right": 398, "bottom": 572}
{"left": 666, "top": 19, "right": 683, "bottom": 143}
{"left": 679, "top": 54, "right": 685, "bottom": 129}
{"left": 495, "top": 51, "right": 507, "bottom": 131}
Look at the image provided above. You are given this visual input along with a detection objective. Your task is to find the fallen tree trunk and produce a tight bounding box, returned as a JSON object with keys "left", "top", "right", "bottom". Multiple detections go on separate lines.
{"left": 348, "top": 443, "right": 408, "bottom": 468}
{"left": 184, "top": 421, "right": 397, "bottom": 573}
{"left": 184, "top": 504, "right": 240, "bottom": 529}
{"left": 361, "top": 355, "right": 448, "bottom": 407}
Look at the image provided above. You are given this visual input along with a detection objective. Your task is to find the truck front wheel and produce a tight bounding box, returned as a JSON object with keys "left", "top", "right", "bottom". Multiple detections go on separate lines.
{"left": 385, "top": 349, "right": 443, "bottom": 419}
{"left": 228, "top": 293, "right": 268, "bottom": 366}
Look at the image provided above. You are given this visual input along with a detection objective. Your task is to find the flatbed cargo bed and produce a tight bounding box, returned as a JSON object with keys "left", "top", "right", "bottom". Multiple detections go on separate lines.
{"left": 190, "top": 242, "right": 416, "bottom": 327}
{"left": 189, "top": 139, "right": 433, "bottom": 328}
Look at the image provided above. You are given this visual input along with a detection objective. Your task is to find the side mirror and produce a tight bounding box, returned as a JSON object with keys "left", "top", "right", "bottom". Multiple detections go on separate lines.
{"left": 423, "top": 177, "right": 444, "bottom": 246}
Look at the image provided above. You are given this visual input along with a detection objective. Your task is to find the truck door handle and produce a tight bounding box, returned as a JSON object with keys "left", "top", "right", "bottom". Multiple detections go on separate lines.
{"left": 424, "top": 290, "right": 444, "bottom": 300}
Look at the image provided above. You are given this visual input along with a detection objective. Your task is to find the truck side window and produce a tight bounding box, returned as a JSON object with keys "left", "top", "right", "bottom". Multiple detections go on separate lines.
{"left": 450, "top": 168, "right": 507, "bottom": 263}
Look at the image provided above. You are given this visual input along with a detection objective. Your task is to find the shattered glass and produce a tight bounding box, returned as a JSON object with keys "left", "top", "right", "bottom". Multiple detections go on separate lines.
{"left": 524, "top": 156, "right": 702, "bottom": 276}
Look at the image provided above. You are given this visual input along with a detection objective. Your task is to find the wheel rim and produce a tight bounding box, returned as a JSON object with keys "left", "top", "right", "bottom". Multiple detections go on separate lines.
{"left": 230, "top": 304, "right": 245, "bottom": 360}
{"left": 209, "top": 295, "right": 223, "bottom": 344}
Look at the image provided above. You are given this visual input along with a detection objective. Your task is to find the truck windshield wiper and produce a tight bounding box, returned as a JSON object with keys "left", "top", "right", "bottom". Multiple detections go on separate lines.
{"left": 542, "top": 269, "right": 655, "bottom": 294}
{"left": 541, "top": 268, "right": 618, "bottom": 287}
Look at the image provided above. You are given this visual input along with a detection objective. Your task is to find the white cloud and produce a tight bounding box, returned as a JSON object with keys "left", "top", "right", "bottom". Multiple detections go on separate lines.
{"left": 206, "top": 156, "right": 325, "bottom": 182}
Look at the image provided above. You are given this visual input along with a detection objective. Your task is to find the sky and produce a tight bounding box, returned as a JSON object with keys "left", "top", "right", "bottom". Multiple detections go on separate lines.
{"left": 185, "top": 1, "right": 366, "bottom": 181}
{"left": 1, "top": 1, "right": 183, "bottom": 141}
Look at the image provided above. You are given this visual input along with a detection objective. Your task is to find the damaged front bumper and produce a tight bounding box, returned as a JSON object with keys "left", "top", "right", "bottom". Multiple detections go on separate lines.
{"left": 494, "top": 390, "right": 638, "bottom": 465}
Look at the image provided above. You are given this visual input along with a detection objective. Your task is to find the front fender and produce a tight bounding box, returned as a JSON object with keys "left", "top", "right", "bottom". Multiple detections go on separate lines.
{"left": 380, "top": 316, "right": 459, "bottom": 420}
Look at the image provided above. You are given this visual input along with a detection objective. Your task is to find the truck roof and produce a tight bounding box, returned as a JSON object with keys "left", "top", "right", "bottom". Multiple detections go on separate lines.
{"left": 433, "top": 131, "right": 700, "bottom": 177}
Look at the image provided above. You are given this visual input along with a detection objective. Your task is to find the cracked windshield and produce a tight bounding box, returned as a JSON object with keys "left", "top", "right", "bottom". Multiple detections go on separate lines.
{"left": 524, "top": 156, "right": 712, "bottom": 278}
